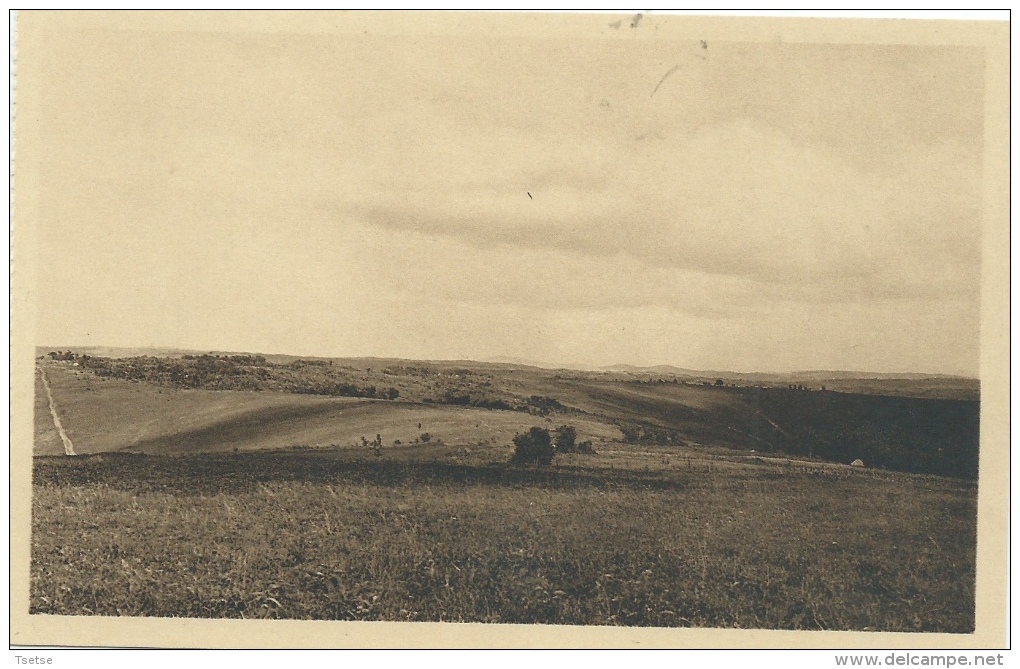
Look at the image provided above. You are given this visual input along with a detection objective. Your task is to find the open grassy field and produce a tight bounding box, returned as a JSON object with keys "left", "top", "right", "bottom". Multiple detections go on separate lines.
{"left": 31, "top": 445, "right": 976, "bottom": 630}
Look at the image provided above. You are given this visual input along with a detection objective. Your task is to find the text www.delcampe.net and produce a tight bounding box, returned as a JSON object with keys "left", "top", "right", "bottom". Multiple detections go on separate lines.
{"left": 836, "top": 655, "right": 1004, "bottom": 666}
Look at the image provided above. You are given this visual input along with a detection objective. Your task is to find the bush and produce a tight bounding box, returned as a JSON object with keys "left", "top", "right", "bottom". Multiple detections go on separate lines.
{"left": 554, "top": 425, "right": 577, "bottom": 453}
{"left": 575, "top": 440, "right": 596, "bottom": 454}
{"left": 525, "top": 395, "right": 563, "bottom": 415}
{"left": 619, "top": 424, "right": 682, "bottom": 445}
{"left": 510, "top": 427, "right": 554, "bottom": 466}
{"left": 620, "top": 424, "right": 642, "bottom": 443}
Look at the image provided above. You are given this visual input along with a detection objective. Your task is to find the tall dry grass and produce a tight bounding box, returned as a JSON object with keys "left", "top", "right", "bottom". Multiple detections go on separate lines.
{"left": 31, "top": 448, "right": 976, "bottom": 630}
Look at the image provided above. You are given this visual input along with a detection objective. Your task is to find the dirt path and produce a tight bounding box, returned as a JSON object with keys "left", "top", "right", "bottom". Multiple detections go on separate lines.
{"left": 38, "top": 367, "right": 76, "bottom": 456}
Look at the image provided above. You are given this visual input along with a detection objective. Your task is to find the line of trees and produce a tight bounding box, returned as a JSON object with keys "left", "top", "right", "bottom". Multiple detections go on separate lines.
{"left": 420, "top": 392, "right": 569, "bottom": 415}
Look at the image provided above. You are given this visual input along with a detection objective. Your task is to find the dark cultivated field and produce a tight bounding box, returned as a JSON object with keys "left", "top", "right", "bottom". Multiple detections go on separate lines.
{"left": 29, "top": 350, "right": 980, "bottom": 630}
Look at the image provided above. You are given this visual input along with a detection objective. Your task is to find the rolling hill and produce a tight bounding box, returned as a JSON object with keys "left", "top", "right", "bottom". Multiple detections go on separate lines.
{"left": 34, "top": 362, "right": 619, "bottom": 456}
{"left": 34, "top": 352, "right": 980, "bottom": 477}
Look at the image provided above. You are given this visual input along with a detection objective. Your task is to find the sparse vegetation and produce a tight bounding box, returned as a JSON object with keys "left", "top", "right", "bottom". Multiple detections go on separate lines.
{"left": 75, "top": 353, "right": 401, "bottom": 400}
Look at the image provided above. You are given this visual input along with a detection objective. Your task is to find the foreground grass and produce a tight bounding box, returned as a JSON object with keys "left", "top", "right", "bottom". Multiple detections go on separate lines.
{"left": 31, "top": 447, "right": 976, "bottom": 630}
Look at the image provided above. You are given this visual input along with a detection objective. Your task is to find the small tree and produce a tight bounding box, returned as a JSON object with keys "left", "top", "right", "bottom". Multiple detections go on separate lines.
{"left": 554, "top": 425, "right": 577, "bottom": 453}
{"left": 620, "top": 424, "right": 641, "bottom": 443}
{"left": 511, "top": 427, "right": 554, "bottom": 466}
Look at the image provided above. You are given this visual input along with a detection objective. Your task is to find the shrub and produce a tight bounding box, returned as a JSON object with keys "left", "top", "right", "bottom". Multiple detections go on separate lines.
{"left": 619, "top": 424, "right": 682, "bottom": 445}
{"left": 526, "top": 395, "right": 563, "bottom": 415}
{"left": 620, "top": 424, "right": 642, "bottom": 443}
{"left": 510, "top": 427, "right": 554, "bottom": 466}
{"left": 575, "top": 440, "right": 596, "bottom": 454}
{"left": 554, "top": 425, "right": 577, "bottom": 453}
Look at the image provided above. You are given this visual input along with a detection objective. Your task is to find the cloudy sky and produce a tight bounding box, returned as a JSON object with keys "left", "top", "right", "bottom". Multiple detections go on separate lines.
{"left": 25, "top": 15, "right": 984, "bottom": 375}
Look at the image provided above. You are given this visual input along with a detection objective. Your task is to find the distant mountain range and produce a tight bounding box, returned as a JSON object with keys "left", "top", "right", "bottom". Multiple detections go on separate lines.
{"left": 601, "top": 364, "right": 975, "bottom": 381}
{"left": 37, "top": 346, "right": 975, "bottom": 382}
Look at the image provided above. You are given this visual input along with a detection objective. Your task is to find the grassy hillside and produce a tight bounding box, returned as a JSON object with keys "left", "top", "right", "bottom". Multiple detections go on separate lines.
{"left": 31, "top": 446, "right": 977, "bottom": 630}
{"left": 742, "top": 388, "right": 979, "bottom": 478}
{"left": 34, "top": 373, "right": 66, "bottom": 457}
{"left": 600, "top": 365, "right": 979, "bottom": 401}
{"left": 509, "top": 377, "right": 978, "bottom": 478}
{"left": 35, "top": 352, "right": 980, "bottom": 477}
{"left": 34, "top": 362, "right": 618, "bottom": 456}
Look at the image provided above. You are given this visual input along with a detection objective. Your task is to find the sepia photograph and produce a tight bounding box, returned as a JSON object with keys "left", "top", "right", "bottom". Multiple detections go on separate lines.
{"left": 10, "top": 10, "right": 1009, "bottom": 649}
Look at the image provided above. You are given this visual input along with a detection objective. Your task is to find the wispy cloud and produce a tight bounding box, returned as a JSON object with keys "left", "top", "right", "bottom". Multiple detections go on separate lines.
{"left": 30, "top": 25, "right": 984, "bottom": 374}
{"left": 343, "top": 118, "right": 980, "bottom": 307}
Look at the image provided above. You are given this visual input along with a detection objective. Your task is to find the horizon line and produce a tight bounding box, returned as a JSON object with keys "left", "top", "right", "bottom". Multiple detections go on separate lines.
{"left": 34, "top": 343, "right": 980, "bottom": 380}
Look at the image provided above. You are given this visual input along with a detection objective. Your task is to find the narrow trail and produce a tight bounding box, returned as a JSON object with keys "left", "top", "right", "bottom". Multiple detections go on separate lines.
{"left": 38, "top": 366, "right": 76, "bottom": 456}
{"left": 755, "top": 411, "right": 795, "bottom": 440}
